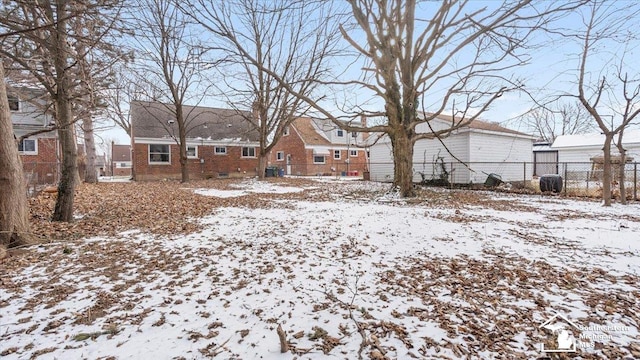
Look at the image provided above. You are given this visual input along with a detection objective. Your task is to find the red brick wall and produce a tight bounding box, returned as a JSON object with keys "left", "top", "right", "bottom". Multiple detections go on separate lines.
{"left": 133, "top": 143, "right": 259, "bottom": 181}
{"left": 269, "top": 128, "right": 368, "bottom": 176}
{"left": 112, "top": 165, "right": 132, "bottom": 177}
{"left": 20, "top": 138, "right": 59, "bottom": 184}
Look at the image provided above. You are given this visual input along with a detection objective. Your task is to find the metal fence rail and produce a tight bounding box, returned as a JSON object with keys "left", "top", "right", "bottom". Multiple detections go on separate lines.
{"left": 368, "top": 161, "right": 640, "bottom": 201}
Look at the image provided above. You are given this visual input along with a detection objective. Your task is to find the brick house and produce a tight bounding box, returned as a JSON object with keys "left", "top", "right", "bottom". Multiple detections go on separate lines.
{"left": 131, "top": 101, "right": 259, "bottom": 181}
{"left": 111, "top": 144, "right": 132, "bottom": 177}
{"left": 9, "top": 88, "right": 59, "bottom": 185}
{"left": 268, "top": 117, "right": 368, "bottom": 176}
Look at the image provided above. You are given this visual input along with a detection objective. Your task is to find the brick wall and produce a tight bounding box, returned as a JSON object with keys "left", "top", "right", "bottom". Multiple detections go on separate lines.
{"left": 269, "top": 128, "right": 368, "bottom": 176}
{"left": 133, "top": 143, "right": 259, "bottom": 181}
{"left": 20, "top": 138, "right": 59, "bottom": 184}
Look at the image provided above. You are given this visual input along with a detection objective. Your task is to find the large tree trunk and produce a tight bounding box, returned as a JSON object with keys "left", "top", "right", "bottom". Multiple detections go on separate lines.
{"left": 0, "top": 64, "right": 34, "bottom": 258}
{"left": 390, "top": 132, "right": 416, "bottom": 197}
{"left": 52, "top": 2, "right": 78, "bottom": 222}
{"left": 601, "top": 134, "right": 613, "bottom": 206}
{"left": 82, "top": 115, "right": 98, "bottom": 183}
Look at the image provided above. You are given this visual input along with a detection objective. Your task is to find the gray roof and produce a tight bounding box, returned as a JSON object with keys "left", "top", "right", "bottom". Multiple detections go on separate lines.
{"left": 131, "top": 101, "right": 259, "bottom": 142}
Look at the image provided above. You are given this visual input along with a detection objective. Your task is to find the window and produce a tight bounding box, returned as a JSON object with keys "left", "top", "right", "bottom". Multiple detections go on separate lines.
{"left": 215, "top": 146, "right": 227, "bottom": 155}
{"left": 242, "top": 147, "right": 256, "bottom": 157}
{"left": 350, "top": 150, "right": 358, "bottom": 157}
{"left": 187, "top": 145, "right": 197, "bottom": 158}
{"left": 313, "top": 155, "right": 325, "bottom": 164}
{"left": 18, "top": 138, "right": 37, "bottom": 154}
{"left": 336, "top": 129, "right": 344, "bottom": 137}
{"left": 283, "top": 127, "right": 290, "bottom": 136}
{"left": 351, "top": 132, "right": 358, "bottom": 138}
{"left": 276, "top": 151, "right": 284, "bottom": 161}
{"left": 8, "top": 95, "right": 20, "bottom": 112}
{"left": 333, "top": 150, "right": 341, "bottom": 160}
{"left": 149, "top": 144, "right": 170, "bottom": 164}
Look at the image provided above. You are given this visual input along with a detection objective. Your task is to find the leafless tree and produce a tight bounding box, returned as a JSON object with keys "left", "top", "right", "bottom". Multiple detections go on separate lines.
{"left": 186, "top": 0, "right": 343, "bottom": 179}
{"left": 210, "top": 0, "right": 584, "bottom": 197}
{"left": 524, "top": 101, "right": 593, "bottom": 143}
{"left": 0, "top": 62, "right": 34, "bottom": 258}
{"left": 0, "top": 0, "right": 124, "bottom": 221}
{"left": 574, "top": 0, "right": 640, "bottom": 206}
{"left": 130, "top": 0, "right": 215, "bottom": 183}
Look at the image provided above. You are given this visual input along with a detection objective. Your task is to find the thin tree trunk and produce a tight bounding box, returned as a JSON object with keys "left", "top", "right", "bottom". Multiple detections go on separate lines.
{"left": 0, "top": 63, "right": 34, "bottom": 258}
{"left": 176, "top": 104, "right": 189, "bottom": 183}
{"left": 618, "top": 145, "right": 627, "bottom": 205}
{"left": 391, "top": 133, "right": 416, "bottom": 197}
{"left": 601, "top": 134, "right": 613, "bottom": 206}
{"left": 82, "top": 115, "right": 98, "bottom": 183}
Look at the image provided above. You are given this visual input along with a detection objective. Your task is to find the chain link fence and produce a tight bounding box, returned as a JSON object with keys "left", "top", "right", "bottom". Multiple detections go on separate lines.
{"left": 23, "top": 162, "right": 59, "bottom": 197}
{"left": 368, "top": 161, "right": 640, "bottom": 201}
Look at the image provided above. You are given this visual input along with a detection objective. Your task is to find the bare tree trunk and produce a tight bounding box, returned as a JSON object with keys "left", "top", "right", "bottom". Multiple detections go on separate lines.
{"left": 602, "top": 134, "right": 613, "bottom": 206}
{"left": 176, "top": 104, "right": 189, "bottom": 183}
{"left": 257, "top": 150, "right": 267, "bottom": 179}
{"left": 391, "top": 133, "right": 415, "bottom": 197}
{"left": 618, "top": 143, "right": 627, "bottom": 205}
{"left": 82, "top": 115, "right": 98, "bottom": 183}
{"left": 0, "top": 64, "right": 34, "bottom": 258}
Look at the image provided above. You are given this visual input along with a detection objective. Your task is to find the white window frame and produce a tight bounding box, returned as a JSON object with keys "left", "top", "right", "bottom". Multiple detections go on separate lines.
{"left": 149, "top": 144, "right": 170, "bottom": 164}
{"left": 242, "top": 147, "right": 256, "bottom": 158}
{"left": 333, "top": 150, "right": 341, "bottom": 160}
{"left": 18, "top": 138, "right": 37, "bottom": 155}
{"left": 8, "top": 95, "right": 20, "bottom": 112}
{"left": 214, "top": 146, "right": 227, "bottom": 155}
{"left": 336, "top": 129, "right": 344, "bottom": 137}
{"left": 186, "top": 145, "right": 198, "bottom": 159}
{"left": 283, "top": 126, "right": 290, "bottom": 136}
{"left": 350, "top": 150, "right": 358, "bottom": 157}
{"left": 313, "top": 155, "right": 325, "bottom": 164}
{"left": 276, "top": 151, "right": 284, "bottom": 161}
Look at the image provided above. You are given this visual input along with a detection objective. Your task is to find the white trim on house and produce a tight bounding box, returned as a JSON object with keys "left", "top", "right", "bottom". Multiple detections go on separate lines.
{"left": 313, "top": 147, "right": 330, "bottom": 155}
{"left": 134, "top": 136, "right": 260, "bottom": 147}
{"left": 214, "top": 146, "right": 227, "bottom": 155}
{"left": 333, "top": 150, "right": 341, "bottom": 159}
{"left": 313, "top": 155, "right": 326, "bottom": 164}
{"left": 276, "top": 151, "right": 285, "bottom": 161}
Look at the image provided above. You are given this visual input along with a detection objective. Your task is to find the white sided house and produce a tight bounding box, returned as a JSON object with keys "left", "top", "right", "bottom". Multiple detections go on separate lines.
{"left": 369, "top": 114, "right": 537, "bottom": 184}
{"left": 551, "top": 131, "right": 640, "bottom": 163}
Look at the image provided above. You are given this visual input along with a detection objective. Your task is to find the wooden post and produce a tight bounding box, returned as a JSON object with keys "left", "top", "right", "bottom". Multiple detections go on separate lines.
{"left": 523, "top": 162, "right": 526, "bottom": 189}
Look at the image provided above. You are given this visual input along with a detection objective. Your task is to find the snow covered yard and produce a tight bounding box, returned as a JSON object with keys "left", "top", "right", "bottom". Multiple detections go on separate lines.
{"left": 1, "top": 178, "right": 639, "bottom": 359}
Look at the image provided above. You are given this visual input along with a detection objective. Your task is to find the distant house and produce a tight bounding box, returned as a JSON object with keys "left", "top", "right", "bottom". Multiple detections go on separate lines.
{"left": 268, "top": 117, "right": 368, "bottom": 176}
{"left": 131, "top": 101, "right": 259, "bottom": 181}
{"left": 551, "top": 131, "right": 640, "bottom": 163}
{"left": 111, "top": 144, "right": 132, "bottom": 177}
{"left": 551, "top": 131, "right": 640, "bottom": 181}
{"left": 369, "top": 114, "right": 537, "bottom": 184}
{"left": 9, "top": 88, "right": 59, "bottom": 185}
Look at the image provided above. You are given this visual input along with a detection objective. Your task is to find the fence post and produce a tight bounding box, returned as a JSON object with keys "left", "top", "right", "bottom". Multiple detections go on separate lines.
{"left": 563, "top": 163, "right": 568, "bottom": 196}
{"left": 631, "top": 162, "right": 636, "bottom": 200}
{"left": 523, "top": 162, "right": 526, "bottom": 189}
